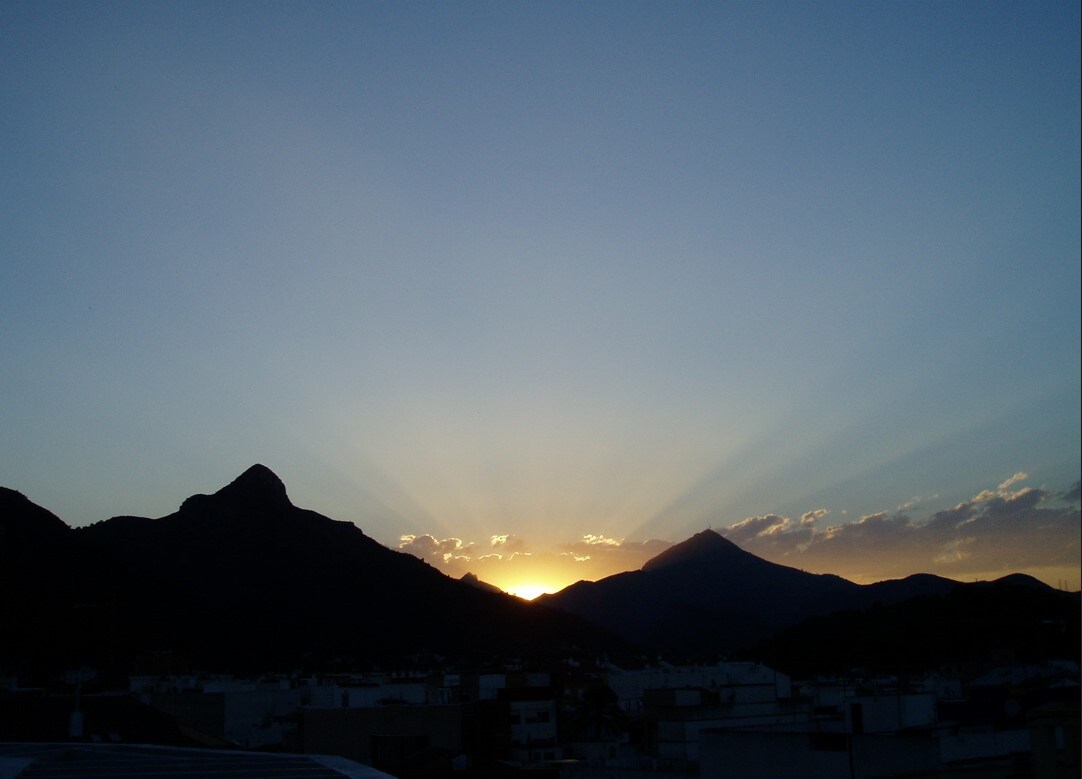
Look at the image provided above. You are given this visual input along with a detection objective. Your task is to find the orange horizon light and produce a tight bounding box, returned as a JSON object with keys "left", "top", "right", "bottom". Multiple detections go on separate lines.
{"left": 504, "top": 582, "right": 557, "bottom": 601}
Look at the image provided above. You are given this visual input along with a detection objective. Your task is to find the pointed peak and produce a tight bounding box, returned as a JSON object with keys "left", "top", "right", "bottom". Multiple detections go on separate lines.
{"left": 175, "top": 464, "right": 291, "bottom": 514}
{"left": 641, "top": 528, "right": 746, "bottom": 572}
{"left": 460, "top": 572, "right": 504, "bottom": 594}
{"left": 230, "top": 463, "right": 283, "bottom": 486}
{"left": 218, "top": 464, "right": 289, "bottom": 502}
{"left": 691, "top": 528, "right": 727, "bottom": 543}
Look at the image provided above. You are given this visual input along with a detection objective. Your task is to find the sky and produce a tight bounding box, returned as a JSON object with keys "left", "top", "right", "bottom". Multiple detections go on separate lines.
{"left": 2, "top": 1, "right": 1079, "bottom": 598}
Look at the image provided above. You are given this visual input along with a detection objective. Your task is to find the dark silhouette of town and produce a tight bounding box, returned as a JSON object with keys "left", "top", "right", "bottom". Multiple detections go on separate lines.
{"left": 1, "top": 465, "right": 1078, "bottom": 777}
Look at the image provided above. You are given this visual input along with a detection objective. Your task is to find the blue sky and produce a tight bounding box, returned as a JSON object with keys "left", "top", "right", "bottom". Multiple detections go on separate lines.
{"left": 2, "top": 1, "right": 1078, "bottom": 591}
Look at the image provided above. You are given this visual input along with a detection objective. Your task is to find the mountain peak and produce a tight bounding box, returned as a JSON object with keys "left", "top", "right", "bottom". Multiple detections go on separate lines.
{"left": 178, "top": 464, "right": 291, "bottom": 514}
{"left": 641, "top": 529, "right": 746, "bottom": 572}
{"left": 216, "top": 464, "right": 290, "bottom": 504}
{"left": 460, "top": 572, "right": 503, "bottom": 594}
{"left": 989, "top": 572, "right": 1054, "bottom": 591}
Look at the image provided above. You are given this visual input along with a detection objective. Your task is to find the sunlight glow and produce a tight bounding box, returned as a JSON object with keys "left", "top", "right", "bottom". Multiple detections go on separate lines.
{"left": 505, "top": 583, "right": 554, "bottom": 601}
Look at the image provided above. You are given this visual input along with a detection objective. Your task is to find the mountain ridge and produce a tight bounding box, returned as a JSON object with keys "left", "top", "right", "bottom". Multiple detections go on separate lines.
{"left": 0, "top": 465, "right": 624, "bottom": 679}
{"left": 538, "top": 528, "right": 1002, "bottom": 656}
{"left": 2, "top": 466, "right": 1075, "bottom": 679}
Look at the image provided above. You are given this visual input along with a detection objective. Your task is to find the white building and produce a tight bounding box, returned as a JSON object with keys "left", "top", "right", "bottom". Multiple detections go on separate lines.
{"left": 606, "top": 661, "right": 790, "bottom": 717}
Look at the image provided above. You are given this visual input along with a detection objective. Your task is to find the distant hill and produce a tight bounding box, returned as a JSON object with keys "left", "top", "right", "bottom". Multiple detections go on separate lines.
{"left": 755, "top": 574, "right": 1080, "bottom": 677}
{"left": 539, "top": 530, "right": 853, "bottom": 653}
{"left": 0, "top": 466, "right": 622, "bottom": 681}
{"left": 537, "top": 529, "right": 1070, "bottom": 664}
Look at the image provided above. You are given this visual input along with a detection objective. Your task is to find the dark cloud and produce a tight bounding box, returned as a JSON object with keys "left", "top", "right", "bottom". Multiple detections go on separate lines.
{"left": 1061, "top": 480, "right": 1081, "bottom": 503}
{"left": 979, "top": 487, "right": 1045, "bottom": 516}
{"left": 722, "top": 514, "right": 815, "bottom": 561}
{"left": 725, "top": 514, "right": 788, "bottom": 544}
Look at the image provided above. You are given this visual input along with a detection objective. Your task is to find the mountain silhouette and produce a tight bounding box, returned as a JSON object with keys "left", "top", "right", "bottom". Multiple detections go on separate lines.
{"left": 1, "top": 487, "right": 83, "bottom": 676}
{"left": 460, "top": 572, "right": 504, "bottom": 594}
{"left": 0, "top": 466, "right": 622, "bottom": 680}
{"left": 0, "top": 486, "right": 71, "bottom": 544}
{"left": 756, "top": 573, "right": 1080, "bottom": 677}
{"left": 639, "top": 528, "right": 749, "bottom": 571}
{"left": 3, "top": 475, "right": 1075, "bottom": 680}
{"left": 539, "top": 529, "right": 967, "bottom": 656}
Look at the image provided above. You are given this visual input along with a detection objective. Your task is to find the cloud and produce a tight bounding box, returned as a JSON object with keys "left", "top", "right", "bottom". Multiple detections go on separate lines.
{"left": 582, "top": 534, "right": 622, "bottom": 546}
{"left": 998, "top": 472, "right": 1029, "bottom": 492}
{"left": 933, "top": 537, "right": 975, "bottom": 565}
{"left": 398, "top": 533, "right": 532, "bottom": 567}
{"left": 1062, "top": 481, "right": 1081, "bottom": 503}
{"left": 395, "top": 474, "right": 1078, "bottom": 590}
{"left": 489, "top": 533, "right": 528, "bottom": 553}
{"left": 895, "top": 496, "right": 928, "bottom": 512}
{"left": 726, "top": 514, "right": 789, "bottom": 543}
{"left": 719, "top": 475, "right": 1080, "bottom": 582}
{"left": 396, "top": 532, "right": 668, "bottom": 590}
{"left": 398, "top": 534, "right": 477, "bottom": 564}
{"left": 559, "top": 535, "right": 672, "bottom": 561}
{"left": 723, "top": 514, "right": 814, "bottom": 559}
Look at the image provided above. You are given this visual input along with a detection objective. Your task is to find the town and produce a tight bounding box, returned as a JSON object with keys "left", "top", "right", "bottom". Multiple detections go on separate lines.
{"left": 2, "top": 652, "right": 1078, "bottom": 778}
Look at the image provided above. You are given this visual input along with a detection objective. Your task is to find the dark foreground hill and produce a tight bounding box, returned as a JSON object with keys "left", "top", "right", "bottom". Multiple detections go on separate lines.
{"left": 538, "top": 529, "right": 1079, "bottom": 666}
{"left": 0, "top": 466, "right": 622, "bottom": 681}
{"left": 755, "top": 575, "right": 1081, "bottom": 678}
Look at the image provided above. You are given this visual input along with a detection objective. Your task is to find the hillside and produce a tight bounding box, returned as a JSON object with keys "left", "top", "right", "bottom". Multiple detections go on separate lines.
{"left": 0, "top": 466, "right": 622, "bottom": 680}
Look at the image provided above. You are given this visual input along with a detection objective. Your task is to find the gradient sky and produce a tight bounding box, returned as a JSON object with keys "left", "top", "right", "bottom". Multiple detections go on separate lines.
{"left": 3, "top": 1, "right": 1079, "bottom": 597}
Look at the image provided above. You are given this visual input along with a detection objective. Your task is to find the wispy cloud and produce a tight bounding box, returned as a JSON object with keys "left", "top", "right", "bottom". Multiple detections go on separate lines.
{"left": 489, "top": 533, "right": 528, "bottom": 553}
{"left": 582, "top": 534, "right": 622, "bottom": 546}
{"left": 559, "top": 535, "right": 672, "bottom": 561}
